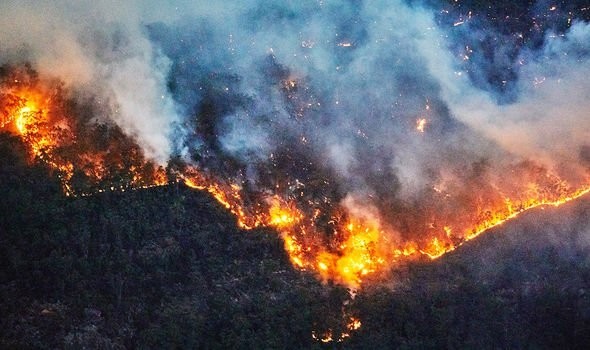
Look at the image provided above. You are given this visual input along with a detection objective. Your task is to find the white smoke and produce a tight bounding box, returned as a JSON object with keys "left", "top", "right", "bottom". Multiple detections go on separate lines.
{"left": 0, "top": 0, "right": 179, "bottom": 164}
{"left": 419, "top": 18, "right": 590, "bottom": 179}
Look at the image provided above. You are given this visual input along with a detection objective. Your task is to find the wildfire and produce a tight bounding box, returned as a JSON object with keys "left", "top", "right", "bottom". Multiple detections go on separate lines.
{"left": 329, "top": 220, "right": 385, "bottom": 284}
{"left": 182, "top": 168, "right": 265, "bottom": 229}
{"left": 267, "top": 196, "right": 303, "bottom": 227}
{"left": 348, "top": 316, "right": 362, "bottom": 331}
{"left": 283, "top": 235, "right": 306, "bottom": 268}
{"left": 7, "top": 90, "right": 52, "bottom": 152}
{"left": 1, "top": 79, "right": 78, "bottom": 192}
{"left": 401, "top": 183, "right": 584, "bottom": 270}
{"left": 447, "top": 185, "right": 590, "bottom": 256}
{"left": 5, "top": 65, "right": 590, "bottom": 347}
{"left": 1, "top": 68, "right": 168, "bottom": 195}
{"left": 312, "top": 316, "right": 363, "bottom": 343}
{"left": 267, "top": 172, "right": 590, "bottom": 287}
{"left": 3, "top": 66, "right": 590, "bottom": 292}
{"left": 312, "top": 329, "right": 334, "bottom": 343}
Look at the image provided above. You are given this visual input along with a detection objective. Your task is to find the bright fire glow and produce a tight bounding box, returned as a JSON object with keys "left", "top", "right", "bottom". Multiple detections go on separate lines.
{"left": 268, "top": 197, "right": 303, "bottom": 227}
{"left": 3, "top": 69, "right": 590, "bottom": 293}
{"left": 348, "top": 317, "right": 362, "bottom": 331}
{"left": 416, "top": 118, "right": 427, "bottom": 132}
{"left": 1, "top": 73, "right": 168, "bottom": 195}
{"left": 312, "top": 316, "right": 363, "bottom": 343}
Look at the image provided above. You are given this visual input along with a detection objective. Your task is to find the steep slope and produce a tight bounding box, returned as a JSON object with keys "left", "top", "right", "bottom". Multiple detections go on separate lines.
{"left": 0, "top": 133, "right": 351, "bottom": 349}
{"left": 348, "top": 196, "right": 590, "bottom": 349}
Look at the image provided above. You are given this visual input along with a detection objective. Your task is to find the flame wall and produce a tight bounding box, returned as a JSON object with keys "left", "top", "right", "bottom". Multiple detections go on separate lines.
{"left": 1, "top": 0, "right": 590, "bottom": 287}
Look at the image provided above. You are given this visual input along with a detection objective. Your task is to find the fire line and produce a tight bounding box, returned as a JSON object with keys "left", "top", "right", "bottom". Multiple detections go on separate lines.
{"left": 3, "top": 73, "right": 590, "bottom": 290}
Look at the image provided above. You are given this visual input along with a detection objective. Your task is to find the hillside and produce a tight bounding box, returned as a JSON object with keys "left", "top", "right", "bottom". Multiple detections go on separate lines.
{"left": 2, "top": 132, "right": 590, "bottom": 349}
{"left": 0, "top": 133, "right": 350, "bottom": 349}
{"left": 348, "top": 197, "right": 590, "bottom": 349}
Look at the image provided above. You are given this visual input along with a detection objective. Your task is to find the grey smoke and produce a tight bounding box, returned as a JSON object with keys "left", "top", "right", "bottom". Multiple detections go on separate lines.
{"left": 0, "top": 0, "right": 180, "bottom": 164}
{"left": 2, "top": 0, "right": 589, "bottom": 234}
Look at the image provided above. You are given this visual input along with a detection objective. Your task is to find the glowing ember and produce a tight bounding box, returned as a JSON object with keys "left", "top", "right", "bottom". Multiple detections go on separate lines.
{"left": 312, "top": 330, "right": 333, "bottom": 343}
{"left": 283, "top": 235, "right": 305, "bottom": 268}
{"left": 312, "top": 315, "right": 363, "bottom": 343}
{"left": 348, "top": 317, "right": 362, "bottom": 331}
{"left": 416, "top": 118, "right": 427, "bottom": 132}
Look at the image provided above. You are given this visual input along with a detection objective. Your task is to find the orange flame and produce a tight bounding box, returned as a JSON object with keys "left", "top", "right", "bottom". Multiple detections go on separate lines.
{"left": 1, "top": 71, "right": 167, "bottom": 195}
{"left": 182, "top": 158, "right": 590, "bottom": 288}
{"left": 312, "top": 315, "right": 362, "bottom": 343}
{"left": 416, "top": 118, "right": 427, "bottom": 132}
{"left": 267, "top": 197, "right": 303, "bottom": 228}
{"left": 4, "top": 68, "right": 590, "bottom": 291}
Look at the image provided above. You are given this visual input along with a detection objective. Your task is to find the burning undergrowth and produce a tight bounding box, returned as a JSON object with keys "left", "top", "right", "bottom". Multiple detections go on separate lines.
{"left": 0, "top": 65, "right": 166, "bottom": 195}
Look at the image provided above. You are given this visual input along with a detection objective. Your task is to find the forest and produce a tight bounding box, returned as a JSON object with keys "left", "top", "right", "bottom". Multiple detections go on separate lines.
{"left": 2, "top": 132, "right": 590, "bottom": 348}
{"left": 2, "top": 0, "right": 590, "bottom": 348}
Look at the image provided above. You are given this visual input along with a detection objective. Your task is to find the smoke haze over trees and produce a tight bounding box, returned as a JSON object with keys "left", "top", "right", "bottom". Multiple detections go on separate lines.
{"left": 2, "top": 0, "right": 590, "bottom": 347}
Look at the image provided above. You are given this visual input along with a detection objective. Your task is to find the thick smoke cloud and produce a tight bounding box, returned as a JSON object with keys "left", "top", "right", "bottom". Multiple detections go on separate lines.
{"left": 147, "top": 1, "right": 473, "bottom": 198}
{"left": 421, "top": 18, "right": 590, "bottom": 180}
{"left": 0, "top": 0, "right": 180, "bottom": 163}
{"left": 2, "top": 0, "right": 589, "bottom": 243}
